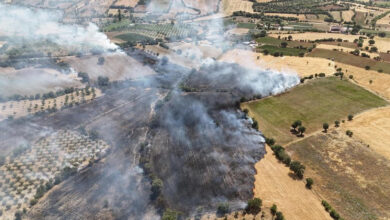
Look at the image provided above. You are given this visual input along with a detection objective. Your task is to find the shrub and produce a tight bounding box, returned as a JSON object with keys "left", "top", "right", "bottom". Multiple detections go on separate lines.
{"left": 162, "top": 209, "right": 179, "bottom": 220}
{"left": 306, "top": 178, "right": 314, "bottom": 189}
{"left": 365, "top": 66, "right": 370, "bottom": 70}
{"left": 275, "top": 211, "right": 285, "bottom": 220}
{"left": 348, "top": 114, "right": 354, "bottom": 121}
{"left": 252, "top": 120, "right": 259, "bottom": 130}
{"left": 290, "top": 161, "right": 305, "bottom": 179}
{"left": 270, "top": 204, "right": 277, "bottom": 216}
{"left": 334, "top": 120, "right": 340, "bottom": 127}
{"left": 322, "top": 200, "right": 331, "bottom": 212}
{"left": 217, "top": 203, "right": 230, "bottom": 216}
{"left": 318, "top": 73, "right": 326, "bottom": 77}
{"left": 245, "top": 198, "right": 262, "bottom": 215}
{"left": 323, "top": 123, "right": 329, "bottom": 132}
{"left": 346, "top": 130, "right": 353, "bottom": 137}
{"left": 349, "top": 75, "right": 353, "bottom": 79}
{"left": 265, "top": 138, "right": 275, "bottom": 146}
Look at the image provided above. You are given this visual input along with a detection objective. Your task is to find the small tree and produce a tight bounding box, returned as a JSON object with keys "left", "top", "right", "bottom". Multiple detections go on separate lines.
{"left": 298, "top": 126, "right": 306, "bottom": 137}
{"left": 245, "top": 198, "right": 262, "bottom": 215}
{"left": 290, "top": 161, "right": 305, "bottom": 179}
{"left": 334, "top": 120, "right": 340, "bottom": 127}
{"left": 368, "top": 39, "right": 375, "bottom": 45}
{"left": 281, "top": 42, "right": 288, "bottom": 48}
{"left": 291, "top": 120, "right": 302, "bottom": 131}
{"left": 306, "top": 178, "right": 314, "bottom": 189}
{"left": 270, "top": 204, "right": 277, "bottom": 216}
{"left": 275, "top": 211, "right": 285, "bottom": 220}
{"left": 348, "top": 114, "right": 354, "bottom": 121}
{"left": 323, "top": 123, "right": 329, "bottom": 132}
{"left": 346, "top": 130, "right": 353, "bottom": 137}
{"left": 288, "top": 35, "right": 293, "bottom": 41}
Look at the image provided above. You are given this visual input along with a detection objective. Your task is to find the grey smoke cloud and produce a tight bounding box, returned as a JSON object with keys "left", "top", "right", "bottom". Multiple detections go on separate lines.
{"left": 0, "top": 3, "right": 118, "bottom": 52}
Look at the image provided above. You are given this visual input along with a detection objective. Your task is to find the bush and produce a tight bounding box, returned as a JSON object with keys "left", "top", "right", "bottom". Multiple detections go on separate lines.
{"left": 275, "top": 211, "right": 285, "bottom": 220}
{"left": 348, "top": 114, "right": 354, "bottom": 121}
{"left": 346, "top": 130, "right": 353, "bottom": 137}
{"left": 289, "top": 161, "right": 305, "bottom": 179}
{"left": 306, "top": 178, "right": 314, "bottom": 189}
{"left": 334, "top": 120, "right": 340, "bottom": 127}
{"left": 265, "top": 138, "right": 275, "bottom": 146}
{"left": 252, "top": 120, "right": 259, "bottom": 130}
{"left": 270, "top": 204, "right": 277, "bottom": 216}
{"left": 322, "top": 200, "right": 331, "bottom": 212}
{"left": 162, "top": 209, "right": 179, "bottom": 220}
{"left": 318, "top": 73, "right": 326, "bottom": 77}
{"left": 365, "top": 66, "right": 370, "bottom": 70}
{"left": 245, "top": 198, "right": 262, "bottom": 215}
{"left": 217, "top": 203, "right": 230, "bottom": 216}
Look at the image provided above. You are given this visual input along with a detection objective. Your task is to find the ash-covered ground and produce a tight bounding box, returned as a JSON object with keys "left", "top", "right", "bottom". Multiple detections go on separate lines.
{"left": 0, "top": 50, "right": 298, "bottom": 219}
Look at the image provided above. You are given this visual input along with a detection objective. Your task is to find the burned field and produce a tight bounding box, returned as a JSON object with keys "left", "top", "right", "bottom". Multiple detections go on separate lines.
{"left": 0, "top": 51, "right": 298, "bottom": 218}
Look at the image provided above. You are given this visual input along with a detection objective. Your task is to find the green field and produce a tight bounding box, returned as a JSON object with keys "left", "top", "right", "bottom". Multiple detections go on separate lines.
{"left": 259, "top": 45, "right": 306, "bottom": 56}
{"left": 257, "top": 36, "right": 314, "bottom": 48}
{"left": 242, "top": 77, "right": 388, "bottom": 144}
{"left": 116, "top": 32, "right": 153, "bottom": 43}
{"left": 237, "top": 22, "right": 257, "bottom": 29}
{"left": 308, "top": 48, "right": 390, "bottom": 73}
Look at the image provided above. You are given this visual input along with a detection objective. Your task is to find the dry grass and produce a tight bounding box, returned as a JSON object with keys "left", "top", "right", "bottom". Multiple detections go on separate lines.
{"left": 61, "top": 53, "right": 156, "bottom": 81}
{"left": 316, "top": 44, "right": 379, "bottom": 58}
{"left": 221, "top": 0, "right": 253, "bottom": 16}
{"left": 241, "top": 77, "right": 387, "bottom": 144}
{"left": 335, "top": 62, "right": 390, "bottom": 100}
{"left": 113, "top": 0, "right": 139, "bottom": 7}
{"left": 253, "top": 145, "right": 332, "bottom": 220}
{"left": 264, "top": 13, "right": 306, "bottom": 21}
{"left": 0, "top": 88, "right": 102, "bottom": 121}
{"left": 288, "top": 129, "right": 390, "bottom": 219}
{"left": 365, "top": 37, "right": 390, "bottom": 53}
{"left": 269, "top": 33, "right": 359, "bottom": 43}
{"left": 342, "top": 10, "right": 355, "bottom": 22}
{"left": 219, "top": 49, "right": 335, "bottom": 77}
{"left": 343, "top": 106, "right": 390, "bottom": 160}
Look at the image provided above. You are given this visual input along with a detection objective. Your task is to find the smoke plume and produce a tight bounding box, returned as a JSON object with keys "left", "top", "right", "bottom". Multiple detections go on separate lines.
{"left": 0, "top": 3, "right": 118, "bottom": 52}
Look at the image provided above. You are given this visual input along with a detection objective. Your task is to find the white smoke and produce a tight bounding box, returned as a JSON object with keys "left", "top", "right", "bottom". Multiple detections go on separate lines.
{"left": 0, "top": 3, "right": 118, "bottom": 52}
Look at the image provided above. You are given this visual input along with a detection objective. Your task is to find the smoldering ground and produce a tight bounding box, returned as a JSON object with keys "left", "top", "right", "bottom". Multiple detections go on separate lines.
{"left": 0, "top": 2, "right": 301, "bottom": 220}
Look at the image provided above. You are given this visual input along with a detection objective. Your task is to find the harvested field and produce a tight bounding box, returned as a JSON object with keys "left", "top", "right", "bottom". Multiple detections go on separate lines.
{"left": 0, "top": 87, "right": 102, "bottom": 122}
{"left": 221, "top": 0, "right": 253, "bottom": 16}
{"left": 269, "top": 33, "right": 359, "bottom": 43}
{"left": 333, "top": 62, "right": 390, "bottom": 100}
{"left": 288, "top": 130, "right": 390, "bottom": 220}
{"left": 0, "top": 67, "right": 82, "bottom": 98}
{"left": 61, "top": 53, "right": 156, "bottom": 81}
{"left": 219, "top": 49, "right": 335, "bottom": 78}
{"left": 113, "top": 0, "right": 139, "bottom": 7}
{"left": 264, "top": 13, "right": 306, "bottom": 21}
{"left": 365, "top": 37, "right": 390, "bottom": 53}
{"left": 330, "top": 11, "right": 342, "bottom": 22}
{"left": 241, "top": 77, "right": 388, "bottom": 144}
{"left": 320, "top": 41, "right": 357, "bottom": 49}
{"left": 343, "top": 106, "right": 390, "bottom": 160}
{"left": 308, "top": 48, "right": 390, "bottom": 73}
{"left": 253, "top": 145, "right": 332, "bottom": 220}
{"left": 342, "top": 10, "right": 355, "bottom": 22}
{"left": 183, "top": 0, "right": 219, "bottom": 15}
{"left": 316, "top": 44, "right": 379, "bottom": 58}
{"left": 0, "top": 130, "right": 111, "bottom": 219}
